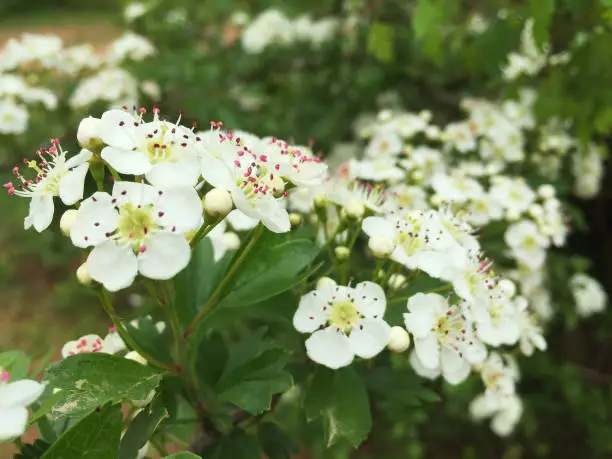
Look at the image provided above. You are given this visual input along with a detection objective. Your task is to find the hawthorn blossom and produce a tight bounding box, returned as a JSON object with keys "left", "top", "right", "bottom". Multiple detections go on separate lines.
{"left": 515, "top": 297, "right": 547, "bottom": 356}
{"left": 468, "top": 287, "right": 520, "bottom": 347}
{"left": 570, "top": 273, "right": 607, "bottom": 318}
{"left": 293, "top": 281, "right": 391, "bottom": 369}
{"left": 469, "top": 393, "right": 523, "bottom": 437}
{"left": 504, "top": 220, "right": 549, "bottom": 269}
{"left": 5, "top": 141, "right": 91, "bottom": 232}
{"left": 404, "top": 293, "right": 486, "bottom": 385}
{"left": 98, "top": 109, "right": 202, "bottom": 187}
{"left": 0, "top": 376, "right": 46, "bottom": 441}
{"left": 70, "top": 181, "right": 202, "bottom": 291}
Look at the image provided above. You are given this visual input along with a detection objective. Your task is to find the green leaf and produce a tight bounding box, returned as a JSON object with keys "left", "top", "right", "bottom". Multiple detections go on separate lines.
{"left": 118, "top": 399, "right": 168, "bottom": 459}
{"left": 210, "top": 429, "right": 261, "bottom": 459}
{"left": 326, "top": 367, "right": 372, "bottom": 448}
{"left": 530, "top": 0, "right": 555, "bottom": 46}
{"left": 174, "top": 237, "right": 232, "bottom": 326}
{"left": 162, "top": 454, "right": 201, "bottom": 459}
{"left": 258, "top": 422, "right": 300, "bottom": 459}
{"left": 0, "top": 350, "right": 30, "bottom": 380}
{"left": 40, "top": 353, "right": 164, "bottom": 418}
{"left": 195, "top": 332, "right": 228, "bottom": 394}
{"left": 216, "top": 233, "right": 317, "bottom": 309}
{"left": 216, "top": 331, "right": 293, "bottom": 415}
{"left": 602, "top": 0, "right": 612, "bottom": 5}
{"left": 15, "top": 440, "right": 51, "bottom": 459}
{"left": 367, "top": 22, "right": 394, "bottom": 63}
{"left": 126, "top": 317, "right": 172, "bottom": 365}
{"left": 304, "top": 367, "right": 372, "bottom": 448}
{"left": 411, "top": 0, "right": 445, "bottom": 62}
{"left": 41, "top": 404, "right": 122, "bottom": 459}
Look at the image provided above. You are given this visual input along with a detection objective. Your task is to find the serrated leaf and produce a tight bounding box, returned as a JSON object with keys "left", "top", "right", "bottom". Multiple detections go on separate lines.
{"left": 258, "top": 422, "right": 300, "bottom": 459}
{"left": 325, "top": 367, "right": 372, "bottom": 448}
{"left": 216, "top": 233, "right": 317, "bottom": 309}
{"left": 304, "top": 366, "right": 335, "bottom": 422}
{"left": 40, "top": 353, "right": 164, "bottom": 418}
{"left": 0, "top": 350, "right": 31, "bottom": 380}
{"left": 41, "top": 404, "right": 122, "bottom": 459}
{"left": 118, "top": 399, "right": 168, "bottom": 459}
{"left": 220, "top": 372, "right": 293, "bottom": 415}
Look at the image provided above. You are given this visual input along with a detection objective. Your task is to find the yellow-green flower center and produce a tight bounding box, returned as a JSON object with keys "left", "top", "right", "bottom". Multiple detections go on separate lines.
{"left": 117, "top": 203, "right": 157, "bottom": 247}
{"left": 329, "top": 300, "right": 358, "bottom": 330}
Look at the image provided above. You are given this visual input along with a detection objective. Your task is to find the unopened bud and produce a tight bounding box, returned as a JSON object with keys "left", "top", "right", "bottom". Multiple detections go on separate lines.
{"left": 60, "top": 209, "right": 79, "bottom": 236}
{"left": 125, "top": 351, "right": 148, "bottom": 366}
{"left": 537, "top": 184, "right": 555, "bottom": 199}
{"left": 203, "top": 188, "right": 233, "bottom": 218}
{"left": 77, "top": 116, "right": 104, "bottom": 151}
{"left": 222, "top": 232, "right": 240, "bottom": 251}
{"left": 343, "top": 199, "right": 365, "bottom": 220}
{"left": 388, "top": 273, "right": 407, "bottom": 291}
{"left": 289, "top": 213, "right": 302, "bottom": 227}
{"left": 313, "top": 193, "right": 329, "bottom": 209}
{"left": 334, "top": 246, "right": 350, "bottom": 261}
{"left": 368, "top": 235, "right": 395, "bottom": 258}
{"left": 528, "top": 204, "right": 543, "bottom": 219}
{"left": 76, "top": 262, "right": 93, "bottom": 286}
{"left": 506, "top": 209, "right": 521, "bottom": 221}
{"left": 498, "top": 279, "right": 516, "bottom": 297}
{"left": 387, "top": 326, "right": 410, "bottom": 353}
{"left": 430, "top": 193, "right": 443, "bottom": 207}
{"left": 316, "top": 276, "right": 337, "bottom": 289}
{"left": 411, "top": 170, "right": 424, "bottom": 184}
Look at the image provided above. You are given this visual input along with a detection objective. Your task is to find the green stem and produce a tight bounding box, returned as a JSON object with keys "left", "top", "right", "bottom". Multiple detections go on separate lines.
{"left": 97, "top": 288, "right": 174, "bottom": 371}
{"left": 159, "top": 280, "right": 185, "bottom": 365}
{"left": 105, "top": 163, "right": 122, "bottom": 181}
{"left": 389, "top": 283, "right": 453, "bottom": 304}
{"left": 189, "top": 217, "right": 223, "bottom": 248}
{"left": 184, "top": 223, "right": 264, "bottom": 339}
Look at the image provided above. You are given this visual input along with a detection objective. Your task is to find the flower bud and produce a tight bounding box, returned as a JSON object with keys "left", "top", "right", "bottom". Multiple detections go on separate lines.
{"left": 528, "top": 204, "right": 543, "bottom": 219}
{"left": 411, "top": 170, "right": 424, "bottom": 184}
{"left": 313, "top": 193, "right": 329, "bottom": 209}
{"left": 289, "top": 213, "right": 302, "bottom": 227}
{"left": 377, "top": 109, "right": 393, "bottom": 122}
{"left": 222, "top": 231, "right": 240, "bottom": 251}
{"left": 203, "top": 188, "right": 233, "bottom": 218}
{"left": 334, "top": 246, "right": 350, "bottom": 261}
{"left": 388, "top": 273, "right": 407, "bottom": 291}
{"left": 368, "top": 235, "right": 395, "bottom": 258}
{"left": 77, "top": 116, "right": 104, "bottom": 151}
{"left": 506, "top": 209, "right": 521, "bottom": 221}
{"left": 537, "top": 184, "right": 556, "bottom": 199}
{"left": 497, "top": 279, "right": 516, "bottom": 297}
{"left": 343, "top": 199, "right": 365, "bottom": 220}
{"left": 387, "top": 326, "right": 410, "bottom": 353}
{"left": 430, "top": 193, "right": 443, "bottom": 207}
{"left": 316, "top": 276, "right": 337, "bottom": 289}
{"left": 76, "top": 262, "right": 93, "bottom": 286}
{"left": 60, "top": 209, "right": 79, "bottom": 237}
{"left": 125, "top": 351, "right": 148, "bottom": 366}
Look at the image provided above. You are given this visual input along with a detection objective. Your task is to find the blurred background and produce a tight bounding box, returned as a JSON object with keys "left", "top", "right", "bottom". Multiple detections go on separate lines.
{"left": 1, "top": 0, "right": 612, "bottom": 458}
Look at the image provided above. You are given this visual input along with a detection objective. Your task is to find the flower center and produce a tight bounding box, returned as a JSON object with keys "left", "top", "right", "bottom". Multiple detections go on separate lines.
{"left": 143, "top": 125, "right": 175, "bottom": 164}
{"left": 117, "top": 202, "right": 157, "bottom": 248}
{"left": 329, "top": 299, "right": 358, "bottom": 331}
{"left": 520, "top": 236, "right": 539, "bottom": 251}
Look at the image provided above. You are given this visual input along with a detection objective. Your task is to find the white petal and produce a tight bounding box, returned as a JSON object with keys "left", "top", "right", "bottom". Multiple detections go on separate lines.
{"left": 0, "top": 380, "right": 45, "bottom": 408}
{"left": 443, "top": 360, "right": 471, "bottom": 385}
{"left": 100, "top": 109, "right": 140, "bottom": 149}
{"left": 0, "top": 406, "right": 28, "bottom": 441}
{"left": 348, "top": 319, "right": 391, "bottom": 359}
{"left": 440, "top": 347, "right": 464, "bottom": 374}
{"left": 64, "top": 148, "right": 93, "bottom": 170}
{"left": 463, "top": 339, "right": 487, "bottom": 364}
{"left": 258, "top": 198, "right": 291, "bottom": 233}
{"left": 137, "top": 233, "right": 190, "bottom": 280}
{"left": 155, "top": 186, "right": 202, "bottom": 233}
{"left": 414, "top": 334, "right": 440, "bottom": 369}
{"left": 87, "top": 241, "right": 138, "bottom": 291}
{"left": 293, "top": 290, "right": 330, "bottom": 333}
{"left": 101, "top": 146, "right": 151, "bottom": 176}
{"left": 353, "top": 281, "right": 386, "bottom": 318}
{"left": 59, "top": 163, "right": 89, "bottom": 205}
{"left": 146, "top": 159, "right": 201, "bottom": 188}
{"left": 102, "top": 332, "right": 126, "bottom": 354}
{"left": 201, "top": 154, "right": 234, "bottom": 189}
{"left": 305, "top": 328, "right": 354, "bottom": 369}
{"left": 227, "top": 209, "right": 258, "bottom": 231}
{"left": 362, "top": 216, "right": 395, "bottom": 238}
{"left": 409, "top": 351, "right": 440, "bottom": 380}
{"left": 112, "top": 181, "right": 156, "bottom": 207}
{"left": 404, "top": 294, "right": 439, "bottom": 339}
{"left": 27, "top": 194, "right": 54, "bottom": 232}
{"left": 70, "top": 198, "right": 118, "bottom": 248}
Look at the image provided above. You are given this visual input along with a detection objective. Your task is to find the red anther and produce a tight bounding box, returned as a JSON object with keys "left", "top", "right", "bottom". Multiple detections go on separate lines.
{"left": 139, "top": 107, "right": 147, "bottom": 114}
{"left": 139, "top": 245, "right": 147, "bottom": 253}
{"left": 259, "top": 155, "right": 267, "bottom": 162}
{"left": 234, "top": 160, "right": 241, "bottom": 167}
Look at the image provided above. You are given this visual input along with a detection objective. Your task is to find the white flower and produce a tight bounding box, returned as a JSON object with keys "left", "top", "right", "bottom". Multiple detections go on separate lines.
{"left": 70, "top": 68, "right": 139, "bottom": 110}
{"left": 365, "top": 129, "right": 403, "bottom": 158}
{"left": 385, "top": 184, "right": 429, "bottom": 212}
{"left": 5, "top": 141, "right": 91, "bottom": 232}
{"left": 328, "top": 180, "right": 386, "bottom": 214}
{"left": 124, "top": 2, "right": 148, "bottom": 21}
{"left": 431, "top": 172, "right": 484, "bottom": 204}
{"left": 99, "top": 109, "right": 202, "bottom": 188}
{"left": 515, "top": 297, "right": 547, "bottom": 356}
{"left": 464, "top": 194, "right": 504, "bottom": 227}
{"left": 106, "top": 32, "right": 156, "bottom": 64}
{"left": 469, "top": 393, "right": 523, "bottom": 436}
{"left": 479, "top": 353, "right": 519, "bottom": 400}
{"left": 70, "top": 181, "right": 202, "bottom": 291}
{"left": 404, "top": 293, "right": 486, "bottom": 385}
{"left": 200, "top": 134, "right": 290, "bottom": 233}
{"left": 504, "top": 220, "right": 550, "bottom": 269}
{"left": 489, "top": 177, "right": 536, "bottom": 216}
{"left": 572, "top": 144, "right": 604, "bottom": 199}
{"left": 293, "top": 281, "right": 391, "bottom": 369}
{"left": 0, "top": 378, "right": 46, "bottom": 441}
{"left": 570, "top": 273, "right": 607, "bottom": 318}
{"left": 61, "top": 334, "right": 108, "bottom": 358}
{"left": 443, "top": 122, "right": 477, "bottom": 153}
{"left": 349, "top": 159, "right": 405, "bottom": 182}
{"left": 0, "top": 99, "right": 28, "bottom": 135}
{"left": 241, "top": 9, "right": 293, "bottom": 54}
{"left": 468, "top": 287, "right": 520, "bottom": 347}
